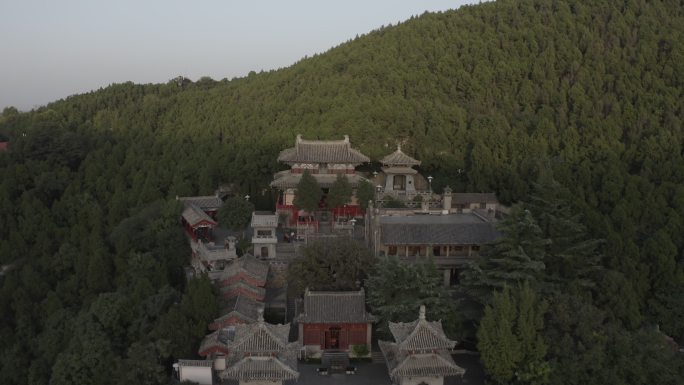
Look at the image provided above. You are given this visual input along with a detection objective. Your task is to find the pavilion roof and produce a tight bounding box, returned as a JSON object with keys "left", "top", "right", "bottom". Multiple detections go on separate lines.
{"left": 381, "top": 145, "right": 421, "bottom": 167}
{"left": 296, "top": 289, "right": 376, "bottom": 324}
{"left": 221, "top": 353, "right": 299, "bottom": 382}
{"left": 182, "top": 204, "right": 217, "bottom": 227}
{"left": 277, "top": 135, "right": 370, "bottom": 165}
{"left": 381, "top": 166, "right": 418, "bottom": 175}
{"left": 228, "top": 319, "right": 291, "bottom": 353}
{"left": 379, "top": 306, "right": 464, "bottom": 381}
{"left": 379, "top": 343, "right": 465, "bottom": 381}
{"left": 389, "top": 306, "right": 456, "bottom": 352}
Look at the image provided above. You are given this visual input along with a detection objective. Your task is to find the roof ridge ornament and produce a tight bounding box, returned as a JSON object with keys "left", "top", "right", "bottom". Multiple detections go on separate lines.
{"left": 257, "top": 307, "right": 265, "bottom": 323}
{"left": 419, "top": 305, "right": 426, "bottom": 320}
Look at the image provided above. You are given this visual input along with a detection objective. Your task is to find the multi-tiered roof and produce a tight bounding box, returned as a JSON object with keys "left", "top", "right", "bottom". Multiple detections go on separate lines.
{"left": 277, "top": 134, "right": 370, "bottom": 165}
{"left": 219, "top": 311, "right": 299, "bottom": 383}
{"left": 379, "top": 306, "right": 465, "bottom": 383}
{"left": 271, "top": 135, "right": 370, "bottom": 189}
{"left": 380, "top": 144, "right": 421, "bottom": 175}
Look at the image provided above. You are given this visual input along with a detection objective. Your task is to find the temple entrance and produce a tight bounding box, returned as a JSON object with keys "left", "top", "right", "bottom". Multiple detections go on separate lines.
{"left": 325, "top": 327, "right": 341, "bottom": 349}
{"left": 393, "top": 175, "right": 406, "bottom": 190}
{"left": 260, "top": 246, "right": 268, "bottom": 258}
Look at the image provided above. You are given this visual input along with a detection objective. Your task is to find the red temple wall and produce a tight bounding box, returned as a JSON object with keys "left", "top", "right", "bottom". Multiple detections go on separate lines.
{"left": 302, "top": 323, "right": 368, "bottom": 348}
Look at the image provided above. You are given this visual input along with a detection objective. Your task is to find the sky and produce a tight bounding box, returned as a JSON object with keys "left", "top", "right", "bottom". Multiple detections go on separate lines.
{"left": 0, "top": 0, "right": 478, "bottom": 111}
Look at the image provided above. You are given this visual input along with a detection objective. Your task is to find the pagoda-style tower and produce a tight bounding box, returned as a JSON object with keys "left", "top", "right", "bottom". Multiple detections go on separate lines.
{"left": 379, "top": 305, "right": 465, "bottom": 385}
{"left": 379, "top": 145, "right": 426, "bottom": 199}
{"left": 219, "top": 310, "right": 299, "bottom": 385}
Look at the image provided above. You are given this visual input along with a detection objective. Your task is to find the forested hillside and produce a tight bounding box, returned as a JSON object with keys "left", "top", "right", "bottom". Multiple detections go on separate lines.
{"left": 1, "top": 0, "right": 683, "bottom": 384}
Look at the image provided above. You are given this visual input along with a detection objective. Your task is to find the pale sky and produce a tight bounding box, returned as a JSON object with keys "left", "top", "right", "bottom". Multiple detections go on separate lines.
{"left": 0, "top": 0, "right": 478, "bottom": 111}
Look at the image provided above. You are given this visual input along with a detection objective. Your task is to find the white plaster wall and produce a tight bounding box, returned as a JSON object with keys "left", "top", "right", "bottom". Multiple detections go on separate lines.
{"left": 405, "top": 175, "right": 416, "bottom": 192}
{"left": 179, "top": 366, "right": 212, "bottom": 385}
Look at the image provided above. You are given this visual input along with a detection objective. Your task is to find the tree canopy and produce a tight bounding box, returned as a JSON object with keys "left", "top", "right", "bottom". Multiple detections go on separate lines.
{"left": 217, "top": 196, "right": 254, "bottom": 231}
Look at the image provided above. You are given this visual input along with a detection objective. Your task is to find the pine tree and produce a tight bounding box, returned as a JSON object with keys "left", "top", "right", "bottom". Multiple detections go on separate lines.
{"left": 461, "top": 205, "right": 548, "bottom": 305}
{"left": 478, "top": 283, "right": 549, "bottom": 385}
{"left": 356, "top": 179, "right": 375, "bottom": 211}
{"left": 293, "top": 169, "right": 321, "bottom": 214}
{"left": 327, "top": 173, "right": 352, "bottom": 209}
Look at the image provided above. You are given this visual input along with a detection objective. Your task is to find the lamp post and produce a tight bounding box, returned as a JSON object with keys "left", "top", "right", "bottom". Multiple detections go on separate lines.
{"left": 427, "top": 176, "right": 433, "bottom": 193}
{"left": 350, "top": 218, "right": 356, "bottom": 238}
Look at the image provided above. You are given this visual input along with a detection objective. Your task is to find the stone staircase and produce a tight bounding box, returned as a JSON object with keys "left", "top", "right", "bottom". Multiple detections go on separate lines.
{"left": 275, "top": 242, "right": 298, "bottom": 261}
{"left": 371, "top": 350, "right": 385, "bottom": 363}
{"left": 321, "top": 351, "right": 350, "bottom": 372}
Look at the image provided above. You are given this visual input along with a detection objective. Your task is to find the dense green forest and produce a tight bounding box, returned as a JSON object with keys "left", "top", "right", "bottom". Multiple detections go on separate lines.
{"left": 1, "top": 0, "right": 683, "bottom": 383}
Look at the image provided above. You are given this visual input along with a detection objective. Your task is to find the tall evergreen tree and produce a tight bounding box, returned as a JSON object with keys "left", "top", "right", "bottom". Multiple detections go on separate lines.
{"left": 293, "top": 169, "right": 321, "bottom": 214}
{"left": 461, "top": 205, "right": 548, "bottom": 305}
{"left": 356, "top": 179, "right": 375, "bottom": 211}
{"left": 478, "top": 283, "right": 549, "bottom": 385}
{"left": 326, "top": 173, "right": 352, "bottom": 209}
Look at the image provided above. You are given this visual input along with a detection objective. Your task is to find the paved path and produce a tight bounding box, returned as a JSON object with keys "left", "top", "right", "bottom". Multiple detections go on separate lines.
{"left": 296, "top": 353, "right": 484, "bottom": 385}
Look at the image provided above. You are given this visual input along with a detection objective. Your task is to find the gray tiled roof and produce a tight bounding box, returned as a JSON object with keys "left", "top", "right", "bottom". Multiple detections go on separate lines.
{"left": 379, "top": 306, "right": 464, "bottom": 381}
{"left": 452, "top": 192, "right": 498, "bottom": 205}
{"left": 381, "top": 166, "right": 418, "bottom": 175}
{"left": 220, "top": 316, "right": 299, "bottom": 382}
{"left": 222, "top": 254, "right": 269, "bottom": 283}
{"left": 198, "top": 328, "right": 233, "bottom": 355}
{"left": 220, "top": 282, "right": 267, "bottom": 298}
{"left": 212, "top": 294, "right": 263, "bottom": 327}
{"left": 277, "top": 135, "right": 370, "bottom": 165}
{"left": 230, "top": 321, "right": 291, "bottom": 353}
{"left": 181, "top": 204, "right": 217, "bottom": 227}
{"left": 389, "top": 307, "right": 456, "bottom": 352}
{"left": 221, "top": 353, "right": 299, "bottom": 382}
{"left": 380, "top": 214, "right": 500, "bottom": 245}
{"left": 296, "top": 289, "right": 376, "bottom": 324}
{"left": 381, "top": 146, "right": 421, "bottom": 166}
{"left": 179, "top": 195, "right": 224, "bottom": 211}
{"left": 379, "top": 344, "right": 465, "bottom": 381}
{"left": 270, "top": 170, "right": 368, "bottom": 189}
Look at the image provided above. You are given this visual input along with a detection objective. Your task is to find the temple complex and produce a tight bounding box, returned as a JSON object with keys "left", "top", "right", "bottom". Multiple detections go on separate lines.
{"left": 379, "top": 305, "right": 465, "bottom": 385}
{"left": 271, "top": 135, "right": 370, "bottom": 234}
